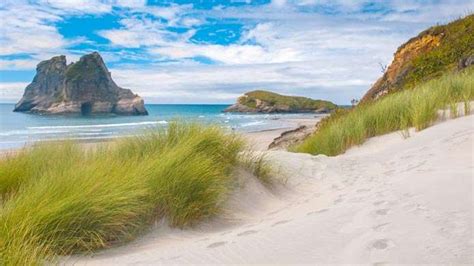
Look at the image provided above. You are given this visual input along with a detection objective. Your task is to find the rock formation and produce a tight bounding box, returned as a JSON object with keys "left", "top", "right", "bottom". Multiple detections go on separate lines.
{"left": 14, "top": 52, "right": 148, "bottom": 115}
{"left": 458, "top": 55, "right": 474, "bottom": 70}
{"left": 224, "top": 90, "right": 337, "bottom": 113}
{"left": 268, "top": 125, "right": 314, "bottom": 150}
{"left": 361, "top": 14, "right": 473, "bottom": 103}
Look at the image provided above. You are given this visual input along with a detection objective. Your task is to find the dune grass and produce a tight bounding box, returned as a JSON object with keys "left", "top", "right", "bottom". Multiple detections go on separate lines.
{"left": 0, "top": 122, "right": 251, "bottom": 265}
{"left": 238, "top": 152, "right": 276, "bottom": 186}
{"left": 295, "top": 67, "right": 474, "bottom": 156}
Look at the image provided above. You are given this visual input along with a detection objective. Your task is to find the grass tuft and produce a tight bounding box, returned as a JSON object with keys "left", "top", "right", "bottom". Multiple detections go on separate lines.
{"left": 295, "top": 67, "right": 474, "bottom": 155}
{"left": 238, "top": 152, "right": 276, "bottom": 186}
{"left": 0, "top": 122, "right": 245, "bottom": 265}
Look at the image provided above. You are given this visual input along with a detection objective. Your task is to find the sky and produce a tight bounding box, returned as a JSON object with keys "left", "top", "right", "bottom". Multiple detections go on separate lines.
{"left": 0, "top": 0, "right": 472, "bottom": 104}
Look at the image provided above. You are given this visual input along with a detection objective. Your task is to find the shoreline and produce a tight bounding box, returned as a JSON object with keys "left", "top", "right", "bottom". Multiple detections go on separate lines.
{"left": 0, "top": 116, "right": 324, "bottom": 155}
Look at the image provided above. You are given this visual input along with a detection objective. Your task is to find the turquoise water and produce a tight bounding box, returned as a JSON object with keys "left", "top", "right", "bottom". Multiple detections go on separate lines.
{"left": 0, "top": 103, "right": 320, "bottom": 150}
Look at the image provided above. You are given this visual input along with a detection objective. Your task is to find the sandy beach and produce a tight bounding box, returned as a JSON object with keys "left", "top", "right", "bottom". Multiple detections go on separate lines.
{"left": 63, "top": 114, "right": 473, "bottom": 265}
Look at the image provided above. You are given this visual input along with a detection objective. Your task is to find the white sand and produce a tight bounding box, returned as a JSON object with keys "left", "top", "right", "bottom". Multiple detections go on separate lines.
{"left": 68, "top": 115, "right": 473, "bottom": 265}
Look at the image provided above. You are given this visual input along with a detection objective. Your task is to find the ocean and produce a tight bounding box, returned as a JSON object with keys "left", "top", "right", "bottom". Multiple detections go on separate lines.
{"left": 0, "top": 103, "right": 321, "bottom": 150}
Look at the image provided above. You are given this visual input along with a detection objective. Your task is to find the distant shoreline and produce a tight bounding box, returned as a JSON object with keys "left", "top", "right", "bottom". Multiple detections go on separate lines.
{"left": 0, "top": 116, "right": 323, "bottom": 155}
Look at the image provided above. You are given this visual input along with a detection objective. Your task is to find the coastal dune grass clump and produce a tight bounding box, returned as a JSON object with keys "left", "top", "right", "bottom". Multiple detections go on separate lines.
{"left": 295, "top": 68, "right": 474, "bottom": 156}
{"left": 0, "top": 122, "right": 255, "bottom": 265}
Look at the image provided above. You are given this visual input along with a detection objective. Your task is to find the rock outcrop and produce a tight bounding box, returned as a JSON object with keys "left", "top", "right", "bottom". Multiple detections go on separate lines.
{"left": 224, "top": 90, "right": 337, "bottom": 113}
{"left": 14, "top": 52, "right": 148, "bottom": 115}
{"left": 458, "top": 55, "right": 474, "bottom": 70}
{"left": 268, "top": 125, "right": 314, "bottom": 150}
{"left": 361, "top": 14, "right": 474, "bottom": 103}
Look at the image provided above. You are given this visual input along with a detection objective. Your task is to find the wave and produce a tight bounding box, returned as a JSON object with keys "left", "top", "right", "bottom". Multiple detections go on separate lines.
{"left": 239, "top": 121, "right": 266, "bottom": 127}
{"left": 0, "top": 129, "right": 70, "bottom": 136}
{"left": 27, "top": 121, "right": 168, "bottom": 130}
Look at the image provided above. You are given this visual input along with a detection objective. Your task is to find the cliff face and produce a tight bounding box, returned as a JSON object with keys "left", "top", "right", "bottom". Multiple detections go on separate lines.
{"left": 224, "top": 90, "right": 337, "bottom": 113}
{"left": 361, "top": 14, "right": 474, "bottom": 103}
{"left": 14, "top": 52, "right": 148, "bottom": 115}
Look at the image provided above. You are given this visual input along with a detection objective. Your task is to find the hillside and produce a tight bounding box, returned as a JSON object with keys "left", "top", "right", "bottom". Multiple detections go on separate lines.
{"left": 361, "top": 14, "right": 474, "bottom": 102}
{"left": 224, "top": 90, "right": 337, "bottom": 113}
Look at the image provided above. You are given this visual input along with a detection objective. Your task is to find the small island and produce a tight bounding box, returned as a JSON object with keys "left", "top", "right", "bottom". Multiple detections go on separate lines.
{"left": 224, "top": 90, "right": 337, "bottom": 113}
{"left": 14, "top": 52, "right": 148, "bottom": 116}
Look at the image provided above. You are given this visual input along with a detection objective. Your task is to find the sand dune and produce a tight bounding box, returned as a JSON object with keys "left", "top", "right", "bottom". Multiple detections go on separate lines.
{"left": 69, "top": 115, "right": 473, "bottom": 265}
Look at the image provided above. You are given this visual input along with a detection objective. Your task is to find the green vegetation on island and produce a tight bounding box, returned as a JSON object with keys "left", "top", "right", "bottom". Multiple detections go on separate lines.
{"left": 0, "top": 123, "right": 272, "bottom": 265}
{"left": 224, "top": 90, "right": 337, "bottom": 113}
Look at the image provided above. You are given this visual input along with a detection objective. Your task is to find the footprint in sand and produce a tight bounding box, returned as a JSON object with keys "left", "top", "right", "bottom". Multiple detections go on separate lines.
{"left": 372, "top": 222, "right": 390, "bottom": 232}
{"left": 371, "top": 239, "right": 393, "bottom": 250}
{"left": 373, "top": 200, "right": 387, "bottom": 206}
{"left": 207, "top": 241, "right": 227, "bottom": 248}
{"left": 334, "top": 198, "right": 344, "bottom": 204}
{"left": 307, "top": 208, "right": 329, "bottom": 216}
{"left": 272, "top": 219, "right": 291, "bottom": 227}
{"left": 237, "top": 230, "right": 258, "bottom": 236}
{"left": 266, "top": 209, "right": 283, "bottom": 216}
{"left": 375, "top": 209, "right": 390, "bottom": 216}
{"left": 404, "top": 161, "right": 427, "bottom": 172}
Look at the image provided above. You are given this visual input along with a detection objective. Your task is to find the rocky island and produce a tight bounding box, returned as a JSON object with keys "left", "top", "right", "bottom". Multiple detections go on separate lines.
{"left": 224, "top": 90, "right": 337, "bottom": 113}
{"left": 14, "top": 52, "right": 148, "bottom": 115}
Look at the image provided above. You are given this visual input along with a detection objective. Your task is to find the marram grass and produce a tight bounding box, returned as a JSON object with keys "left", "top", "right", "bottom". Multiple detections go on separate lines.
{"left": 0, "top": 122, "right": 269, "bottom": 265}
{"left": 295, "top": 67, "right": 474, "bottom": 156}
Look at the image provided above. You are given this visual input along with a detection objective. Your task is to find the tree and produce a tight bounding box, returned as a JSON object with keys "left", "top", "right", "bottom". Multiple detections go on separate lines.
{"left": 351, "top": 98, "right": 359, "bottom": 106}
{"left": 378, "top": 62, "right": 388, "bottom": 73}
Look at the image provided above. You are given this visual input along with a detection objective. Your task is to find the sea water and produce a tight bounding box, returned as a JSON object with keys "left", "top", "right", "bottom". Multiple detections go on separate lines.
{"left": 0, "top": 103, "right": 322, "bottom": 150}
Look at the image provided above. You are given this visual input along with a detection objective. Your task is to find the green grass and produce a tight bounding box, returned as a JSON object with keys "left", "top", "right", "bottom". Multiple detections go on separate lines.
{"left": 238, "top": 152, "right": 276, "bottom": 186}
{"left": 295, "top": 67, "right": 474, "bottom": 156}
{"left": 239, "top": 90, "right": 337, "bottom": 111}
{"left": 361, "top": 14, "right": 473, "bottom": 103}
{"left": 405, "top": 14, "right": 474, "bottom": 88}
{"left": 0, "top": 122, "right": 253, "bottom": 265}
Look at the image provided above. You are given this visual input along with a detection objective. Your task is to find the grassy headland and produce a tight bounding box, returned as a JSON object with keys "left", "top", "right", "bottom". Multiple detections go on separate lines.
{"left": 295, "top": 67, "right": 474, "bottom": 156}
{"left": 0, "top": 123, "right": 270, "bottom": 265}
{"left": 361, "top": 14, "right": 473, "bottom": 102}
{"left": 233, "top": 90, "right": 337, "bottom": 112}
{"left": 240, "top": 90, "right": 336, "bottom": 110}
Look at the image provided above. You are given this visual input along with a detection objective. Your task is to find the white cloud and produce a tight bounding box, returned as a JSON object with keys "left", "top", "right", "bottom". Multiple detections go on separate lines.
{"left": 0, "top": 3, "right": 66, "bottom": 56}
{"left": 114, "top": 0, "right": 147, "bottom": 8}
{"left": 0, "top": 0, "right": 472, "bottom": 104}
{"left": 0, "top": 60, "right": 38, "bottom": 70}
{"left": 99, "top": 13, "right": 196, "bottom": 48}
{"left": 107, "top": 58, "right": 378, "bottom": 104}
{"left": 38, "top": 0, "right": 112, "bottom": 14}
{"left": 0, "top": 82, "right": 28, "bottom": 102}
{"left": 271, "top": 0, "right": 287, "bottom": 8}
{"left": 149, "top": 43, "right": 299, "bottom": 64}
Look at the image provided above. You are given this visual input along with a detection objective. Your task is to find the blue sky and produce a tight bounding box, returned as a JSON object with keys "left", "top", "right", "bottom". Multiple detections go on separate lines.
{"left": 0, "top": 0, "right": 472, "bottom": 104}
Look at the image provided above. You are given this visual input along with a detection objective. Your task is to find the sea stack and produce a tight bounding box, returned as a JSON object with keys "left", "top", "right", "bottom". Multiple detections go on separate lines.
{"left": 14, "top": 52, "right": 148, "bottom": 115}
